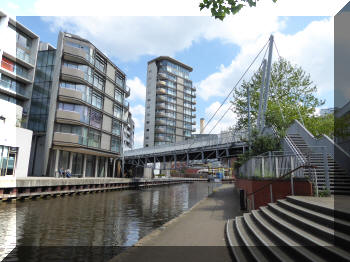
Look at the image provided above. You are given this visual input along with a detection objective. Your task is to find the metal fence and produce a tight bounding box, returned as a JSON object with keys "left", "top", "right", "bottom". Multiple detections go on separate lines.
{"left": 238, "top": 152, "right": 304, "bottom": 178}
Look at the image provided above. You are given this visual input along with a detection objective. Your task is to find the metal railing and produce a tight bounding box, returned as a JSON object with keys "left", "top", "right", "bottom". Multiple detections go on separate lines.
{"left": 0, "top": 79, "right": 27, "bottom": 97}
{"left": 125, "top": 130, "right": 248, "bottom": 157}
{"left": 16, "top": 48, "right": 35, "bottom": 65}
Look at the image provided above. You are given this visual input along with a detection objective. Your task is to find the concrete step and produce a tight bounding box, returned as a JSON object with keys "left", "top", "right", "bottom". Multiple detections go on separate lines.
{"left": 269, "top": 202, "right": 350, "bottom": 252}
{"left": 251, "top": 209, "right": 327, "bottom": 262}
{"left": 277, "top": 199, "right": 350, "bottom": 235}
{"left": 286, "top": 196, "right": 350, "bottom": 221}
{"left": 225, "top": 219, "right": 253, "bottom": 262}
{"left": 235, "top": 216, "right": 270, "bottom": 262}
{"left": 260, "top": 206, "right": 350, "bottom": 261}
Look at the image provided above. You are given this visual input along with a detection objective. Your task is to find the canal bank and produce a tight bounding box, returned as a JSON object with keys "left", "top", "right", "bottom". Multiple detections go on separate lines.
{"left": 110, "top": 184, "right": 242, "bottom": 262}
{"left": 0, "top": 177, "right": 206, "bottom": 201}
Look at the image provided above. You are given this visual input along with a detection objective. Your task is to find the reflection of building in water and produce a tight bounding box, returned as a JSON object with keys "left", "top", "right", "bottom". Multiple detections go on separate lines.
{"left": 0, "top": 204, "right": 18, "bottom": 260}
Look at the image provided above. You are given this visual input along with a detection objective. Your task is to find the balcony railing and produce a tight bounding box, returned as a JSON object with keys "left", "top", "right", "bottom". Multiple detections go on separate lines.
{"left": 1, "top": 60, "right": 30, "bottom": 80}
{"left": 123, "top": 100, "right": 129, "bottom": 108}
{"left": 0, "top": 79, "right": 27, "bottom": 97}
{"left": 16, "top": 48, "right": 35, "bottom": 65}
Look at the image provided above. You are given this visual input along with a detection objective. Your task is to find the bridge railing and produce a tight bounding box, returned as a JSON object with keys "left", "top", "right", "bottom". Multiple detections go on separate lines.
{"left": 125, "top": 130, "right": 248, "bottom": 157}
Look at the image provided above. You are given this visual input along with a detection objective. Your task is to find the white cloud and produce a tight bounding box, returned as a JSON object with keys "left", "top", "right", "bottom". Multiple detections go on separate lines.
{"left": 202, "top": 101, "right": 237, "bottom": 134}
{"left": 127, "top": 77, "right": 146, "bottom": 101}
{"left": 198, "top": 17, "right": 334, "bottom": 106}
{"left": 133, "top": 131, "right": 144, "bottom": 149}
{"left": 129, "top": 104, "right": 145, "bottom": 129}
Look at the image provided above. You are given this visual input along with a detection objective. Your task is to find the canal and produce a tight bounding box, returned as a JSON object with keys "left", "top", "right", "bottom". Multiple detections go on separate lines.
{"left": 0, "top": 181, "right": 222, "bottom": 261}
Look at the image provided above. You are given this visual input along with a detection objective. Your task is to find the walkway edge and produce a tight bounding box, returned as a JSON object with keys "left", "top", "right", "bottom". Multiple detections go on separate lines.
{"left": 134, "top": 186, "right": 218, "bottom": 246}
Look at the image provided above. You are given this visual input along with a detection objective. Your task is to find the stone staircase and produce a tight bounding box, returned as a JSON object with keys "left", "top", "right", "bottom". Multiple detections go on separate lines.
{"left": 225, "top": 196, "right": 350, "bottom": 262}
{"left": 287, "top": 133, "right": 350, "bottom": 195}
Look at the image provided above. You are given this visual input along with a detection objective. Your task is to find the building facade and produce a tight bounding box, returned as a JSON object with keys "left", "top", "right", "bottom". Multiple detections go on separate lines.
{"left": 143, "top": 56, "right": 196, "bottom": 147}
{"left": 123, "top": 111, "right": 135, "bottom": 150}
{"left": 0, "top": 11, "right": 38, "bottom": 177}
{"left": 28, "top": 32, "right": 132, "bottom": 177}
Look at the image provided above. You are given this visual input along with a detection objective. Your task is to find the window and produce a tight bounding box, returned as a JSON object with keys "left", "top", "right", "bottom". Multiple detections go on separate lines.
{"left": 114, "top": 89, "right": 123, "bottom": 103}
{"left": 184, "top": 130, "right": 191, "bottom": 137}
{"left": 113, "top": 105, "right": 122, "bottom": 119}
{"left": 62, "top": 61, "right": 93, "bottom": 83}
{"left": 111, "top": 136, "right": 121, "bottom": 153}
{"left": 88, "top": 129, "right": 101, "bottom": 148}
{"left": 91, "top": 92, "right": 103, "bottom": 109}
{"left": 95, "top": 53, "right": 106, "bottom": 72}
{"left": 116, "top": 71, "right": 125, "bottom": 89}
{"left": 8, "top": 23, "right": 32, "bottom": 49}
{"left": 89, "top": 109, "right": 102, "bottom": 128}
{"left": 0, "top": 146, "right": 18, "bottom": 176}
{"left": 93, "top": 73, "right": 105, "bottom": 90}
{"left": 112, "top": 119, "right": 121, "bottom": 136}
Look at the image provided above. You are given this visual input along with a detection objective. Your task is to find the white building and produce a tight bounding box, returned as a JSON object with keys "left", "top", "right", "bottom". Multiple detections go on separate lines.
{"left": 0, "top": 11, "right": 39, "bottom": 177}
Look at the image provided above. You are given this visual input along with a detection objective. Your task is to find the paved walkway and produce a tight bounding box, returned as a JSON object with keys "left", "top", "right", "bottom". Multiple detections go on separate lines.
{"left": 110, "top": 184, "right": 242, "bottom": 262}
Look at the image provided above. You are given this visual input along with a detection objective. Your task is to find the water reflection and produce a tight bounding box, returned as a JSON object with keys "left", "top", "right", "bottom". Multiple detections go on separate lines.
{"left": 0, "top": 182, "right": 221, "bottom": 261}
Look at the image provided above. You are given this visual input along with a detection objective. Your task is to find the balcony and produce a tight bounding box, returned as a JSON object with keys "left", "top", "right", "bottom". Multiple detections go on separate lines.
{"left": 156, "top": 111, "right": 167, "bottom": 117}
{"left": 1, "top": 60, "right": 31, "bottom": 82}
{"left": 155, "top": 127, "right": 166, "bottom": 133}
{"left": 53, "top": 132, "right": 79, "bottom": 145}
{"left": 156, "top": 103, "right": 167, "bottom": 110}
{"left": 0, "top": 79, "right": 28, "bottom": 98}
{"left": 56, "top": 110, "right": 81, "bottom": 122}
{"left": 58, "top": 87, "right": 83, "bottom": 103}
{"left": 63, "top": 44, "right": 93, "bottom": 65}
{"left": 156, "top": 88, "right": 167, "bottom": 95}
{"left": 156, "top": 95, "right": 166, "bottom": 102}
{"left": 157, "top": 80, "right": 166, "bottom": 86}
{"left": 158, "top": 73, "right": 167, "bottom": 79}
{"left": 192, "top": 121, "right": 196, "bottom": 125}
{"left": 16, "top": 48, "right": 35, "bottom": 66}
{"left": 192, "top": 106, "right": 196, "bottom": 111}
{"left": 192, "top": 128, "right": 196, "bottom": 132}
{"left": 123, "top": 100, "right": 129, "bottom": 109}
{"left": 192, "top": 114, "right": 196, "bottom": 118}
{"left": 61, "top": 66, "right": 87, "bottom": 84}
{"left": 155, "top": 119, "right": 166, "bottom": 125}
{"left": 192, "top": 100, "right": 196, "bottom": 105}
{"left": 125, "top": 86, "right": 130, "bottom": 98}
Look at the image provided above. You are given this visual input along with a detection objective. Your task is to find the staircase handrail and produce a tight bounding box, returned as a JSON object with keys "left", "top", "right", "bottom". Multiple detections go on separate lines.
{"left": 246, "top": 164, "right": 317, "bottom": 199}
{"left": 284, "top": 134, "right": 307, "bottom": 165}
{"left": 287, "top": 120, "right": 350, "bottom": 174}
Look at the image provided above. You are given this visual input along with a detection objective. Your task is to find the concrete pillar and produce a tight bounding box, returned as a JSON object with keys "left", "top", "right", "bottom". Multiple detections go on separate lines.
{"left": 104, "top": 158, "right": 108, "bottom": 177}
{"left": 54, "top": 149, "right": 60, "bottom": 177}
{"left": 95, "top": 156, "right": 99, "bottom": 177}
{"left": 69, "top": 152, "right": 73, "bottom": 171}
{"left": 112, "top": 158, "right": 116, "bottom": 178}
{"left": 82, "top": 154, "right": 87, "bottom": 178}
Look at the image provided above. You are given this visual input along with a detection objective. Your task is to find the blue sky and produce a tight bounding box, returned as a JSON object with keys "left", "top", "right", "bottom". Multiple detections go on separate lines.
{"left": 1, "top": 1, "right": 338, "bottom": 148}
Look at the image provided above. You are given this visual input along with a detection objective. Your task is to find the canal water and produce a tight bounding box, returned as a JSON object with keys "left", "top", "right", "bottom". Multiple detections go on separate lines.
{"left": 0, "top": 181, "right": 222, "bottom": 262}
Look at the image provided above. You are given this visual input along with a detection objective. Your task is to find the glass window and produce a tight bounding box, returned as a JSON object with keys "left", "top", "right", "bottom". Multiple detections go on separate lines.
{"left": 95, "top": 53, "right": 106, "bottom": 72}
{"left": 113, "top": 105, "right": 122, "bottom": 119}
{"left": 111, "top": 136, "right": 121, "bottom": 153}
{"left": 115, "top": 71, "right": 125, "bottom": 89}
{"left": 93, "top": 73, "right": 104, "bottom": 90}
{"left": 89, "top": 109, "right": 102, "bottom": 129}
{"left": 114, "top": 89, "right": 123, "bottom": 103}
{"left": 112, "top": 120, "right": 121, "bottom": 136}
{"left": 88, "top": 129, "right": 101, "bottom": 148}
{"left": 91, "top": 92, "right": 103, "bottom": 109}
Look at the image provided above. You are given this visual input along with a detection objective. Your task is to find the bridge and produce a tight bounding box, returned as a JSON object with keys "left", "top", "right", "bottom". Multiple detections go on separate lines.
{"left": 124, "top": 131, "right": 248, "bottom": 168}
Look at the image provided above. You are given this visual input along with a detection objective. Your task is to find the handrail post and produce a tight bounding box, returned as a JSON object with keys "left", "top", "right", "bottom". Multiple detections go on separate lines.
{"left": 323, "top": 146, "right": 330, "bottom": 192}
{"left": 270, "top": 184, "right": 273, "bottom": 203}
{"left": 252, "top": 194, "right": 255, "bottom": 210}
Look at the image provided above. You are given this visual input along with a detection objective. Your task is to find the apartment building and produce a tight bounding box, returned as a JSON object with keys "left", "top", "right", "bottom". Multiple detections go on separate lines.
{"left": 143, "top": 56, "right": 196, "bottom": 147}
{"left": 0, "top": 11, "right": 39, "bottom": 177}
{"left": 123, "top": 111, "right": 135, "bottom": 150}
{"left": 28, "top": 32, "right": 132, "bottom": 177}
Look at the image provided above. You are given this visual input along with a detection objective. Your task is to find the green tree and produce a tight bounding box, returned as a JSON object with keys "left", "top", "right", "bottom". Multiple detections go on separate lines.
{"left": 232, "top": 57, "right": 325, "bottom": 137}
{"left": 199, "top": 0, "right": 277, "bottom": 20}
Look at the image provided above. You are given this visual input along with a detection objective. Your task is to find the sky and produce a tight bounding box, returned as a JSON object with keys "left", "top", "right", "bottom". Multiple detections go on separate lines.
{"left": 1, "top": 0, "right": 348, "bottom": 149}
